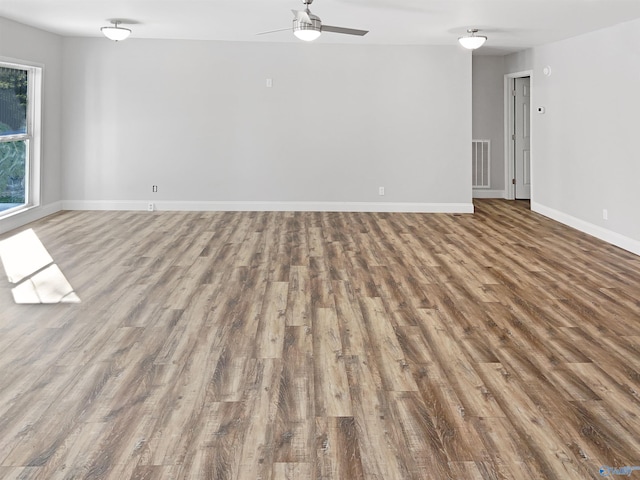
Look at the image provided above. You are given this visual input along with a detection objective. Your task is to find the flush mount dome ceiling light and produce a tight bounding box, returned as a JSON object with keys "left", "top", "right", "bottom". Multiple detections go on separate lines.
{"left": 101, "top": 20, "right": 131, "bottom": 41}
{"left": 458, "top": 28, "right": 487, "bottom": 50}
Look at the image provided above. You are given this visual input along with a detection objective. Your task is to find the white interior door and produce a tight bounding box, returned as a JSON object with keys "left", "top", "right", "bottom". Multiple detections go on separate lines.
{"left": 514, "top": 77, "right": 531, "bottom": 200}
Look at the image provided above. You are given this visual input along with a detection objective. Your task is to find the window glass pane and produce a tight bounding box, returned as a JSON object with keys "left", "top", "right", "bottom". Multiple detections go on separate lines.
{"left": 0, "top": 140, "right": 26, "bottom": 210}
{"left": 0, "top": 67, "right": 28, "bottom": 136}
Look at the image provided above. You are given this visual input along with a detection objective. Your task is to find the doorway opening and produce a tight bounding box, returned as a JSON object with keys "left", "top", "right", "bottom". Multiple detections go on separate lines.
{"left": 504, "top": 70, "right": 533, "bottom": 203}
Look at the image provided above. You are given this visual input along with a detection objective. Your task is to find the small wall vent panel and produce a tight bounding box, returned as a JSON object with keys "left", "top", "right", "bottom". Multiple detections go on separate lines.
{"left": 472, "top": 140, "right": 490, "bottom": 188}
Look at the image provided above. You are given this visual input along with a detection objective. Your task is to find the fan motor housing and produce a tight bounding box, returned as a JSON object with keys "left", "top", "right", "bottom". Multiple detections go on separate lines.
{"left": 293, "top": 13, "right": 322, "bottom": 34}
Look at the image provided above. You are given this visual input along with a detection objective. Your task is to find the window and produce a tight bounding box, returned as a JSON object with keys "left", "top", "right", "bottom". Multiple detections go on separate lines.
{"left": 0, "top": 61, "right": 41, "bottom": 217}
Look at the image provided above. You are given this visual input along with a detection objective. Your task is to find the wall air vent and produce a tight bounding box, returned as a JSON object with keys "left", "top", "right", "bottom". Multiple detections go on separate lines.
{"left": 472, "top": 140, "right": 490, "bottom": 188}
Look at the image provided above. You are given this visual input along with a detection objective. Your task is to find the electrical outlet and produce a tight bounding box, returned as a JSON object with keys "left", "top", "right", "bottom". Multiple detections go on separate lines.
{"left": 148, "top": 202, "right": 154, "bottom": 212}
{"left": 379, "top": 186, "right": 385, "bottom": 196}
{"left": 152, "top": 185, "right": 158, "bottom": 193}
{"left": 602, "top": 209, "right": 608, "bottom": 220}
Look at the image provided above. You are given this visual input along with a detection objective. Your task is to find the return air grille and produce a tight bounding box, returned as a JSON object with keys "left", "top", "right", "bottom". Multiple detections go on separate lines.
{"left": 472, "top": 140, "right": 490, "bottom": 188}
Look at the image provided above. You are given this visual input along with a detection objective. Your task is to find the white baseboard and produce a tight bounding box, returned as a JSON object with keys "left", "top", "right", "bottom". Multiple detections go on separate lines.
{"left": 62, "top": 200, "right": 146, "bottom": 211}
{"left": 62, "top": 200, "right": 475, "bottom": 214}
{"left": 532, "top": 201, "right": 640, "bottom": 256}
{"left": 473, "top": 189, "right": 506, "bottom": 199}
{"left": 0, "top": 201, "right": 63, "bottom": 235}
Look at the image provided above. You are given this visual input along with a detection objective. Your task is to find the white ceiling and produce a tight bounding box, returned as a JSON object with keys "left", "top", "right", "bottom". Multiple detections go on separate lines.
{"left": 2, "top": 0, "right": 640, "bottom": 55}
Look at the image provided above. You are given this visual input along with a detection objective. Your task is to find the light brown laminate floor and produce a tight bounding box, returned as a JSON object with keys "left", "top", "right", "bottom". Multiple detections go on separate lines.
{"left": 0, "top": 199, "right": 639, "bottom": 479}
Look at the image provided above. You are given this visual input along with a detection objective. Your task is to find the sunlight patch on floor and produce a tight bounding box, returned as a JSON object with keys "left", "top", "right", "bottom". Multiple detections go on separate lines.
{"left": 0, "top": 228, "right": 80, "bottom": 304}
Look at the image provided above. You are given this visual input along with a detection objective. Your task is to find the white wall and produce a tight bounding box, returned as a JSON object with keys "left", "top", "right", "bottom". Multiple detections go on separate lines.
{"left": 472, "top": 55, "right": 505, "bottom": 197}
{"left": 529, "top": 18, "right": 640, "bottom": 253}
{"left": 61, "top": 39, "right": 472, "bottom": 212}
{"left": 505, "top": 50, "right": 533, "bottom": 75}
{"left": 0, "top": 17, "right": 63, "bottom": 233}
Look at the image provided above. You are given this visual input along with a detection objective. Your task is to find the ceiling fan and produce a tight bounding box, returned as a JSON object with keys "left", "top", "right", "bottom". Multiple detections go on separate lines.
{"left": 258, "top": 0, "right": 369, "bottom": 41}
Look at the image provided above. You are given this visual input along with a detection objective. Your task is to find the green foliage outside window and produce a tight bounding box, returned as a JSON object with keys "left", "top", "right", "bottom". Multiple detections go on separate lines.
{"left": 0, "top": 66, "right": 28, "bottom": 205}
{"left": 0, "top": 67, "right": 28, "bottom": 131}
{"left": 0, "top": 127, "right": 25, "bottom": 203}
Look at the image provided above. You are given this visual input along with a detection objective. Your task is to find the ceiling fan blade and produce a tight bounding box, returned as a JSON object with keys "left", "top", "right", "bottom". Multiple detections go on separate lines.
{"left": 321, "top": 25, "right": 368, "bottom": 36}
{"left": 292, "top": 9, "right": 313, "bottom": 25}
{"left": 256, "top": 27, "right": 291, "bottom": 35}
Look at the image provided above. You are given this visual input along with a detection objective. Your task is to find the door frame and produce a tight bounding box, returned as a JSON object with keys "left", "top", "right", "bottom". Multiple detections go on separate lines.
{"left": 504, "top": 70, "right": 533, "bottom": 200}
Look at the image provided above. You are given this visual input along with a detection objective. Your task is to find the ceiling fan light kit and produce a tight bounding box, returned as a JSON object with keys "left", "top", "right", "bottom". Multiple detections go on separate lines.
{"left": 293, "top": 11, "right": 322, "bottom": 41}
{"left": 458, "top": 28, "right": 487, "bottom": 50}
{"left": 101, "top": 20, "right": 131, "bottom": 41}
{"left": 294, "top": 28, "right": 322, "bottom": 41}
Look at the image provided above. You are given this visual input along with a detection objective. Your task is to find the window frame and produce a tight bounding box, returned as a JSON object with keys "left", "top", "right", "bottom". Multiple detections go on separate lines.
{"left": 0, "top": 58, "right": 42, "bottom": 219}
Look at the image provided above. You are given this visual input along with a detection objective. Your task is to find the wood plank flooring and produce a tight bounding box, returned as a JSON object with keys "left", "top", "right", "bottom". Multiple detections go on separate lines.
{"left": 0, "top": 199, "right": 639, "bottom": 479}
